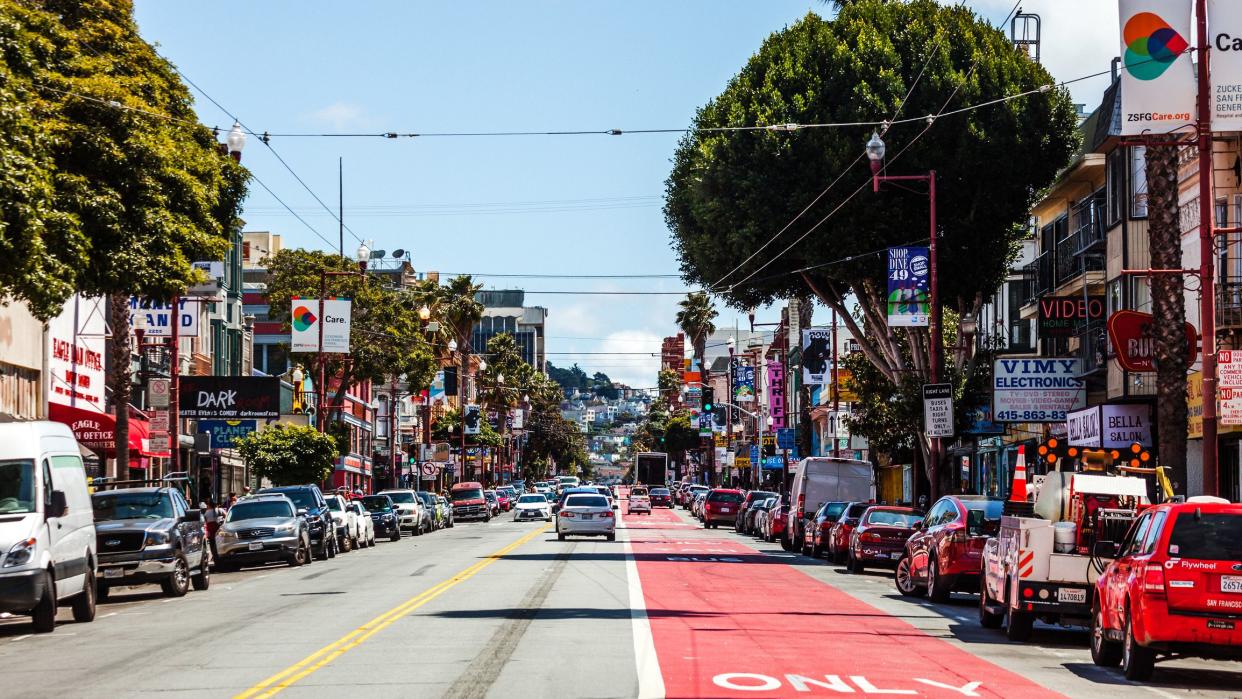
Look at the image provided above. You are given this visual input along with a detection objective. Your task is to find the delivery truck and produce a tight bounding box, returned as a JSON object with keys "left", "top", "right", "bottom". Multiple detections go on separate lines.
{"left": 634, "top": 452, "right": 669, "bottom": 486}
{"left": 783, "top": 457, "right": 874, "bottom": 553}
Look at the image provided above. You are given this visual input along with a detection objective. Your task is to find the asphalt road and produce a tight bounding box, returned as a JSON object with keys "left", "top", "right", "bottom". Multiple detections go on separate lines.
{"left": 0, "top": 504, "right": 1237, "bottom": 698}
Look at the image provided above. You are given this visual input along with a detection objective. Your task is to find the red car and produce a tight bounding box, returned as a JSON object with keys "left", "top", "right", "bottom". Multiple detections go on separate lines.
{"left": 804, "top": 501, "right": 847, "bottom": 557}
{"left": 649, "top": 487, "right": 673, "bottom": 508}
{"left": 895, "top": 495, "right": 1003, "bottom": 602}
{"left": 846, "top": 506, "right": 923, "bottom": 572}
{"left": 1091, "top": 499, "right": 1242, "bottom": 681}
{"left": 702, "top": 489, "right": 744, "bottom": 528}
{"left": 826, "top": 501, "right": 871, "bottom": 564}
{"left": 763, "top": 503, "right": 787, "bottom": 543}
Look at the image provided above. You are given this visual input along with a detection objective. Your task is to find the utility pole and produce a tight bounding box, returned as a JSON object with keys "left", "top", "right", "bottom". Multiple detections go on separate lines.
{"left": 1196, "top": 0, "right": 1219, "bottom": 497}
{"left": 169, "top": 294, "right": 180, "bottom": 477}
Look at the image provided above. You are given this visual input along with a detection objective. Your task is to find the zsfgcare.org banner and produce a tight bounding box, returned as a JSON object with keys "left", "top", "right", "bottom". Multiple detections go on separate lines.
{"left": 1212, "top": 0, "right": 1242, "bottom": 129}
{"left": 1119, "top": 0, "right": 1195, "bottom": 136}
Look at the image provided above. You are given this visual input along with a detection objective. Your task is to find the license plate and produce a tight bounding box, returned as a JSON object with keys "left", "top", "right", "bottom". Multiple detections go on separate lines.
{"left": 103, "top": 568, "right": 124, "bottom": 579}
{"left": 1057, "top": 588, "right": 1087, "bottom": 604}
{"left": 248, "top": 542, "right": 264, "bottom": 551}
{"left": 1222, "top": 576, "right": 1242, "bottom": 593}
{"left": 581, "top": 514, "right": 593, "bottom": 520}
{"left": 891, "top": 552, "right": 902, "bottom": 560}
{"left": 721, "top": 507, "right": 731, "bottom": 513}
{"left": 1208, "top": 619, "right": 1236, "bottom": 630}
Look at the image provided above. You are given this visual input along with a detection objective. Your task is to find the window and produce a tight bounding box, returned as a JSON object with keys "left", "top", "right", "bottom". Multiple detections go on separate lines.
{"left": 1130, "top": 146, "right": 1148, "bottom": 218}
{"left": 1138, "top": 511, "right": 1167, "bottom": 555}
{"left": 1106, "top": 147, "right": 1125, "bottom": 226}
{"left": 1166, "top": 511, "right": 1242, "bottom": 560}
{"left": 1121, "top": 512, "right": 1152, "bottom": 557}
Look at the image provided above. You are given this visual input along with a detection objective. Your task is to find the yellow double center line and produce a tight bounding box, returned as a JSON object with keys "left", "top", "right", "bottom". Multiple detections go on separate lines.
{"left": 235, "top": 525, "right": 550, "bottom": 698}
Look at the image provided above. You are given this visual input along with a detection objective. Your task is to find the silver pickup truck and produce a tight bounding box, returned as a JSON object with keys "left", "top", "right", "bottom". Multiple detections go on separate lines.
{"left": 91, "top": 486, "right": 211, "bottom": 599}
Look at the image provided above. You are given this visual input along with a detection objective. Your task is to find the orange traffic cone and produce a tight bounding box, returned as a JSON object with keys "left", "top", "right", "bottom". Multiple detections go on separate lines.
{"left": 1009, "top": 445, "right": 1028, "bottom": 503}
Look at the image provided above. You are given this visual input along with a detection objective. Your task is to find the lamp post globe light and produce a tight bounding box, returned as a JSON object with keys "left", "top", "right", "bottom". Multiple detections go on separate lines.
{"left": 226, "top": 121, "right": 246, "bottom": 161}
{"left": 418, "top": 305, "right": 432, "bottom": 321}
{"left": 355, "top": 242, "right": 370, "bottom": 271}
{"left": 448, "top": 339, "right": 458, "bottom": 352}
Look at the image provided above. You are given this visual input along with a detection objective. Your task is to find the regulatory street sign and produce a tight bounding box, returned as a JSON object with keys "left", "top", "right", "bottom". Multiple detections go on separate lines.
{"left": 149, "top": 378, "right": 170, "bottom": 408}
{"left": 148, "top": 432, "right": 170, "bottom": 452}
{"left": 149, "top": 411, "right": 169, "bottom": 432}
{"left": 922, "top": 383, "right": 955, "bottom": 438}
{"left": 1220, "top": 351, "right": 1242, "bottom": 425}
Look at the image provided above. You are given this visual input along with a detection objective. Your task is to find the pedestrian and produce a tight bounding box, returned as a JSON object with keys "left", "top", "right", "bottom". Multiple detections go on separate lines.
{"left": 227, "top": 491, "right": 238, "bottom": 509}
{"left": 201, "top": 497, "right": 225, "bottom": 560}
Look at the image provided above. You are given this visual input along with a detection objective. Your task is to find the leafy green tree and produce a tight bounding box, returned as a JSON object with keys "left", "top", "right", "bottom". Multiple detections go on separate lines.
{"left": 236, "top": 424, "right": 339, "bottom": 487}
{"left": 666, "top": 2, "right": 1077, "bottom": 492}
{"left": 546, "top": 362, "right": 590, "bottom": 393}
{"left": 591, "top": 372, "right": 619, "bottom": 400}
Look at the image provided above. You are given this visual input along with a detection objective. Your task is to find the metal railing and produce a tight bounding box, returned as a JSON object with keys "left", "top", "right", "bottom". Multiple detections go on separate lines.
{"left": 1055, "top": 234, "right": 1104, "bottom": 286}
{"left": 1022, "top": 251, "right": 1055, "bottom": 303}
{"left": 1218, "top": 278, "right": 1242, "bottom": 330}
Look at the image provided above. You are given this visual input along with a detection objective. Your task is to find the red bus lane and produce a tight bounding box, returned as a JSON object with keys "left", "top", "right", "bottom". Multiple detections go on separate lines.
{"left": 623, "top": 508, "right": 1061, "bottom": 698}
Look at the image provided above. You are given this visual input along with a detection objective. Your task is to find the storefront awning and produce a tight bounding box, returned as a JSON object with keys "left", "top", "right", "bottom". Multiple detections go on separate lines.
{"left": 48, "top": 402, "right": 171, "bottom": 458}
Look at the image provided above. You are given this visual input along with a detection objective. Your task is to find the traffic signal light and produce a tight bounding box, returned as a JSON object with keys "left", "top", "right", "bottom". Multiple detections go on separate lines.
{"left": 702, "top": 387, "right": 715, "bottom": 414}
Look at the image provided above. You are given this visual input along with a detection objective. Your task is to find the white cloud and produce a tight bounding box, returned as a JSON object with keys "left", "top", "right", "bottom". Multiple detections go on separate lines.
{"left": 307, "top": 101, "right": 371, "bottom": 130}
{"left": 596, "top": 329, "right": 663, "bottom": 389}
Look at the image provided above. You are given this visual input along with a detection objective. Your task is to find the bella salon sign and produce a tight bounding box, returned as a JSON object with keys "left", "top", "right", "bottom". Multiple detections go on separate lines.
{"left": 1067, "top": 404, "right": 1154, "bottom": 449}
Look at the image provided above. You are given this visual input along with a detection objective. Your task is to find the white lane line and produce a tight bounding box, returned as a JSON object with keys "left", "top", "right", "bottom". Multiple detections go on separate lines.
{"left": 9, "top": 634, "right": 30, "bottom": 642}
{"left": 101, "top": 612, "right": 117, "bottom": 618}
{"left": 619, "top": 514, "right": 666, "bottom": 699}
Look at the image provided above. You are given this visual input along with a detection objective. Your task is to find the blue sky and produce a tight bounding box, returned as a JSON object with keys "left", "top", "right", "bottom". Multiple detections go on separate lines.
{"left": 132, "top": 1, "right": 1112, "bottom": 388}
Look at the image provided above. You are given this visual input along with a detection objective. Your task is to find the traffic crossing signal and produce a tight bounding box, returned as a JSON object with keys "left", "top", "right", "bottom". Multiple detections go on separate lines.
{"left": 702, "top": 387, "right": 715, "bottom": 414}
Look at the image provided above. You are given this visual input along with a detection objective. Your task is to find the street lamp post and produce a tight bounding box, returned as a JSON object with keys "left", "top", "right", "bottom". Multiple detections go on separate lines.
{"left": 727, "top": 336, "right": 736, "bottom": 486}
{"left": 866, "top": 132, "right": 942, "bottom": 502}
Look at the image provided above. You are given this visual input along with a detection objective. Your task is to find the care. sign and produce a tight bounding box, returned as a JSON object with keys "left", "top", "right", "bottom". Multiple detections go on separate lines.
{"left": 993, "top": 359, "right": 1086, "bottom": 423}
{"left": 922, "top": 383, "right": 954, "bottom": 438}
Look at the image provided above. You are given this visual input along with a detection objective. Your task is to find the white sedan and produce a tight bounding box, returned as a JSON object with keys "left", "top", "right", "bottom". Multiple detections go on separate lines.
{"left": 513, "top": 493, "right": 552, "bottom": 522}
{"left": 556, "top": 494, "right": 616, "bottom": 541}
{"left": 348, "top": 500, "right": 376, "bottom": 546}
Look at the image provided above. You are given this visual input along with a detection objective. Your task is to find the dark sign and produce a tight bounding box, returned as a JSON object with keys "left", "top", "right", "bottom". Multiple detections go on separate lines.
{"left": 197, "top": 420, "right": 258, "bottom": 449}
{"left": 178, "top": 376, "right": 279, "bottom": 419}
{"left": 1107, "top": 310, "right": 1198, "bottom": 372}
{"left": 1038, "top": 296, "right": 1105, "bottom": 336}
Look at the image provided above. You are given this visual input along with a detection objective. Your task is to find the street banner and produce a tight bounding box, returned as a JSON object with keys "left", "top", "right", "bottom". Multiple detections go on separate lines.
{"left": 1211, "top": 0, "right": 1242, "bottom": 129}
{"left": 463, "top": 404, "right": 481, "bottom": 434}
{"left": 922, "top": 383, "right": 954, "bottom": 438}
{"left": 290, "top": 297, "right": 352, "bottom": 353}
{"left": 1118, "top": 0, "right": 1195, "bottom": 135}
{"left": 801, "top": 329, "right": 832, "bottom": 385}
{"left": 832, "top": 368, "right": 859, "bottom": 403}
{"left": 993, "top": 358, "right": 1086, "bottom": 423}
{"left": 197, "top": 419, "right": 258, "bottom": 449}
{"left": 886, "top": 247, "right": 930, "bottom": 327}
{"left": 129, "top": 297, "right": 199, "bottom": 338}
{"left": 178, "top": 376, "right": 280, "bottom": 419}
{"left": 766, "top": 359, "right": 786, "bottom": 429}
{"left": 510, "top": 408, "right": 524, "bottom": 430}
{"left": 733, "top": 363, "right": 755, "bottom": 403}
{"left": 429, "top": 371, "right": 447, "bottom": 405}
{"left": 776, "top": 428, "right": 796, "bottom": 450}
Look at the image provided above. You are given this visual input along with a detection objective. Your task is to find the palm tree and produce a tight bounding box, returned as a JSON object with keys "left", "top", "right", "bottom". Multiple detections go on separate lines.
{"left": 441, "top": 275, "right": 484, "bottom": 353}
{"left": 676, "top": 291, "right": 718, "bottom": 373}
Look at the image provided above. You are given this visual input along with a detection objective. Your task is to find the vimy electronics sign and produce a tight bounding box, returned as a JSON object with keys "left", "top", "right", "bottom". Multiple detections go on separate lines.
{"left": 993, "top": 359, "right": 1086, "bottom": 423}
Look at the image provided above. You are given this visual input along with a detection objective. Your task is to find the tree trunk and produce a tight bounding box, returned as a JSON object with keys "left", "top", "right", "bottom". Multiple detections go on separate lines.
{"left": 108, "top": 293, "right": 132, "bottom": 478}
{"left": 1146, "top": 143, "right": 1189, "bottom": 490}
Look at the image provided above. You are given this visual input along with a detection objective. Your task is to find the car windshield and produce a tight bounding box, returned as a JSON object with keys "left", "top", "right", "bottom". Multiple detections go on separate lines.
{"left": 385, "top": 492, "right": 416, "bottom": 504}
{"left": 517, "top": 494, "right": 547, "bottom": 504}
{"left": 845, "top": 503, "right": 869, "bottom": 519}
{"left": 92, "top": 492, "right": 174, "bottom": 521}
{"left": 823, "top": 502, "right": 847, "bottom": 520}
{"left": 749, "top": 491, "right": 777, "bottom": 504}
{"left": 651, "top": 488, "right": 670, "bottom": 495}
{"left": 708, "top": 491, "right": 743, "bottom": 503}
{"left": 965, "top": 500, "right": 1004, "bottom": 536}
{"left": 565, "top": 495, "right": 608, "bottom": 508}
{"left": 227, "top": 500, "right": 293, "bottom": 521}
{"left": 866, "top": 510, "right": 922, "bottom": 528}
{"left": 453, "top": 489, "right": 484, "bottom": 502}
{"left": 266, "top": 488, "right": 316, "bottom": 510}
{"left": 0, "top": 460, "right": 36, "bottom": 514}
{"left": 1167, "top": 511, "right": 1242, "bottom": 560}
{"left": 325, "top": 498, "right": 343, "bottom": 511}
{"left": 361, "top": 496, "right": 392, "bottom": 512}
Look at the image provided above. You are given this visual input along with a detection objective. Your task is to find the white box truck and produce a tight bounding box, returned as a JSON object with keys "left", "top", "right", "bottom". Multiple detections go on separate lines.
{"left": 783, "top": 457, "right": 874, "bottom": 553}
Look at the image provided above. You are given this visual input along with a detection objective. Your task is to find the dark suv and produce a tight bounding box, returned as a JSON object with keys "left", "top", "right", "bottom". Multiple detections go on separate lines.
{"left": 92, "top": 487, "right": 210, "bottom": 599}
{"left": 260, "top": 485, "right": 338, "bottom": 560}
{"left": 361, "top": 494, "right": 402, "bottom": 541}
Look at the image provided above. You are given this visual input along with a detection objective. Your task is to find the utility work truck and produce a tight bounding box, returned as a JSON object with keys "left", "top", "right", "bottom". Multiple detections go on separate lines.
{"left": 979, "top": 443, "right": 1167, "bottom": 641}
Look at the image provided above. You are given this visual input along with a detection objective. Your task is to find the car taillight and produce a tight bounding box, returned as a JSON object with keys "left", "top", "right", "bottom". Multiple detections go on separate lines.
{"left": 861, "top": 532, "right": 882, "bottom": 542}
{"left": 600, "top": 511, "right": 614, "bottom": 518}
{"left": 797, "top": 493, "right": 805, "bottom": 519}
{"left": 560, "top": 511, "right": 575, "bottom": 518}
{"left": 1143, "top": 563, "right": 1166, "bottom": 595}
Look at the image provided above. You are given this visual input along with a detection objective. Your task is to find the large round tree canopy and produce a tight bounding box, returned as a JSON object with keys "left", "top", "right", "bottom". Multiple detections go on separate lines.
{"left": 665, "top": 1, "right": 1078, "bottom": 313}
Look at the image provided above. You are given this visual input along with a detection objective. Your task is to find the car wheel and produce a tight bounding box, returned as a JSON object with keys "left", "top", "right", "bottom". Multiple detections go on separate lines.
{"left": 192, "top": 551, "right": 211, "bottom": 591}
{"left": 71, "top": 570, "right": 96, "bottom": 623}
{"left": 288, "top": 539, "right": 307, "bottom": 567}
{"left": 607, "top": 533, "right": 616, "bottom": 542}
{"left": 895, "top": 556, "right": 925, "bottom": 598}
{"left": 1122, "top": 608, "right": 1156, "bottom": 680}
{"left": 927, "top": 556, "right": 951, "bottom": 603}
{"left": 340, "top": 534, "right": 352, "bottom": 553}
{"left": 846, "top": 551, "right": 862, "bottom": 574}
{"left": 1006, "top": 609, "right": 1034, "bottom": 642}
{"left": 31, "top": 572, "right": 56, "bottom": 633}
{"left": 390, "top": 527, "right": 401, "bottom": 542}
{"left": 161, "top": 555, "right": 191, "bottom": 598}
{"left": 1090, "top": 598, "right": 1121, "bottom": 666}
{"left": 978, "top": 577, "right": 1004, "bottom": 629}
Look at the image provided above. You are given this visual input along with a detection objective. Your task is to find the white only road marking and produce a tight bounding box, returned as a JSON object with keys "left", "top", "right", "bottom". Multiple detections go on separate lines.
{"left": 619, "top": 514, "right": 666, "bottom": 699}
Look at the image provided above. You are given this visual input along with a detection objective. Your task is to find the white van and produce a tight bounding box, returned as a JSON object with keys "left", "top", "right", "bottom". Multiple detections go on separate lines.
{"left": 0, "top": 422, "right": 97, "bottom": 632}
{"left": 784, "top": 457, "right": 874, "bottom": 553}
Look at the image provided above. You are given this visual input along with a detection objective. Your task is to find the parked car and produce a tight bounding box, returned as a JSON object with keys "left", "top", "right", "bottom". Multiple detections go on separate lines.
{"left": 806, "top": 501, "right": 849, "bottom": 557}
{"left": 513, "top": 493, "right": 552, "bottom": 522}
{"left": 261, "top": 485, "right": 337, "bottom": 559}
{"left": 416, "top": 491, "right": 440, "bottom": 531}
{"left": 628, "top": 490, "right": 652, "bottom": 515}
{"left": 736, "top": 491, "right": 778, "bottom": 533}
{"left": 895, "top": 495, "right": 1003, "bottom": 602}
{"left": 323, "top": 494, "right": 361, "bottom": 552}
{"left": 484, "top": 490, "right": 500, "bottom": 516}
{"left": 762, "top": 502, "right": 788, "bottom": 543}
{"left": 348, "top": 499, "right": 375, "bottom": 547}
{"left": 703, "top": 489, "right": 744, "bottom": 528}
{"left": 692, "top": 491, "right": 708, "bottom": 519}
{"left": 436, "top": 495, "right": 454, "bottom": 528}
{"left": 0, "top": 422, "right": 97, "bottom": 633}
{"left": 450, "top": 482, "right": 490, "bottom": 522}
{"left": 686, "top": 485, "right": 710, "bottom": 510}
{"left": 214, "top": 494, "right": 312, "bottom": 571}
{"left": 92, "top": 486, "right": 210, "bottom": 599}
{"left": 826, "top": 502, "right": 872, "bottom": 563}
{"left": 1090, "top": 499, "right": 1242, "bottom": 681}
{"left": 556, "top": 494, "right": 616, "bottom": 541}
{"left": 846, "top": 506, "right": 922, "bottom": 573}
{"left": 361, "top": 494, "right": 402, "bottom": 541}
{"left": 379, "top": 488, "right": 427, "bottom": 534}
{"left": 649, "top": 487, "right": 673, "bottom": 508}
{"left": 493, "top": 489, "right": 513, "bottom": 512}
{"left": 747, "top": 496, "right": 779, "bottom": 536}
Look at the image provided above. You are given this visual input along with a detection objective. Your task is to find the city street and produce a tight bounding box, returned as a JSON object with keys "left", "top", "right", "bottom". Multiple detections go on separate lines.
{"left": 2, "top": 504, "right": 1238, "bottom": 699}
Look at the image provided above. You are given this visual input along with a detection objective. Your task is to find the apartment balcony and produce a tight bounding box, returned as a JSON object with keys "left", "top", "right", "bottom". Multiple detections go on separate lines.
{"left": 1055, "top": 233, "right": 1105, "bottom": 288}
{"left": 1219, "top": 278, "right": 1242, "bottom": 331}
{"left": 1075, "top": 320, "right": 1108, "bottom": 376}
{"left": 1021, "top": 251, "right": 1055, "bottom": 305}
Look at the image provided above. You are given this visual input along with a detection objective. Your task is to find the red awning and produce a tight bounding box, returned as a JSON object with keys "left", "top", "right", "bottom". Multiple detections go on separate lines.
{"left": 48, "top": 402, "right": 170, "bottom": 458}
